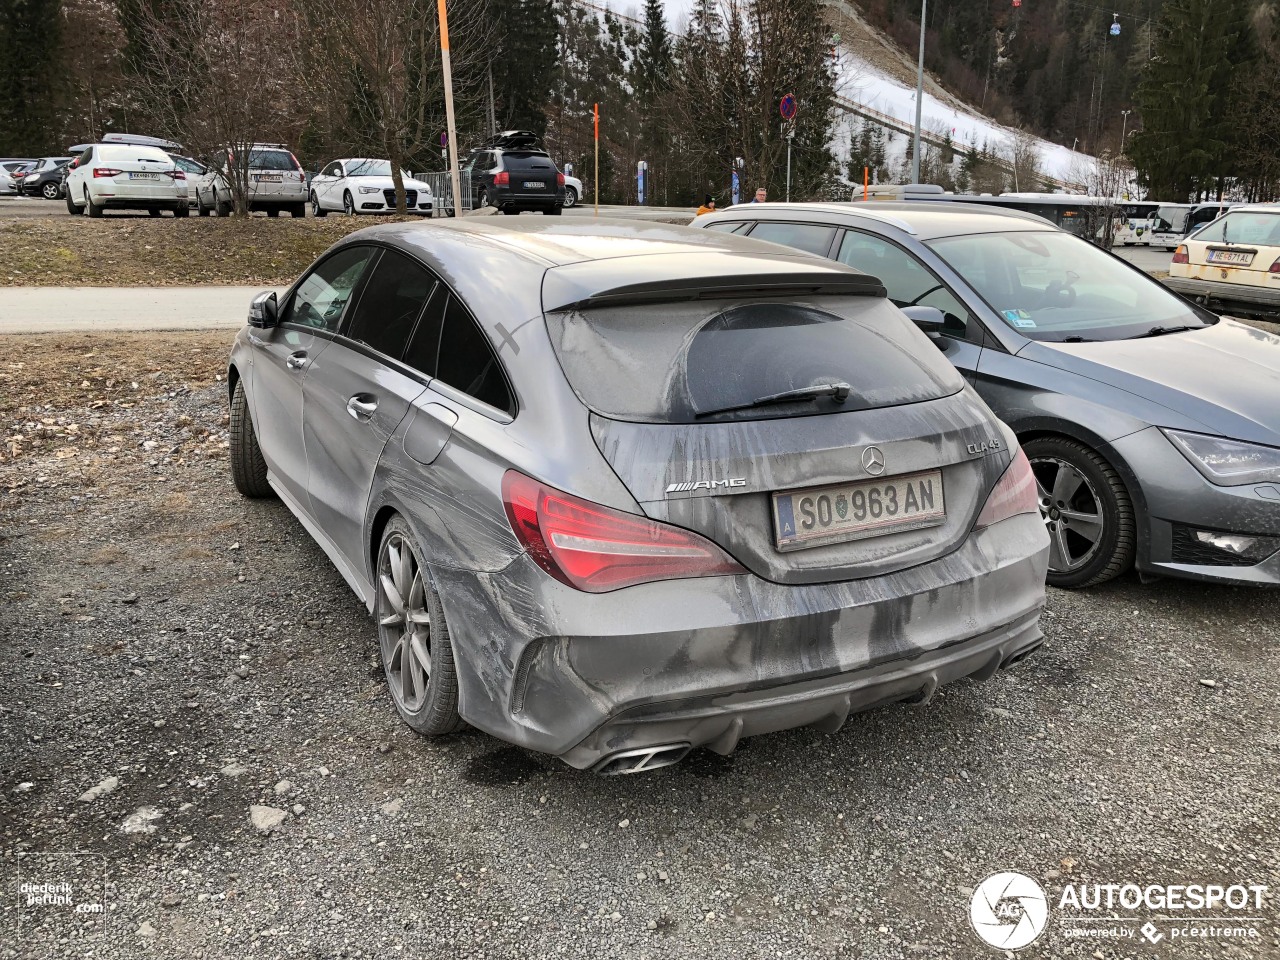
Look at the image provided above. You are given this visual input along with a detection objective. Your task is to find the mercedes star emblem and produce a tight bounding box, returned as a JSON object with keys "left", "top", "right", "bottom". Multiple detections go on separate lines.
{"left": 862, "top": 446, "right": 886, "bottom": 476}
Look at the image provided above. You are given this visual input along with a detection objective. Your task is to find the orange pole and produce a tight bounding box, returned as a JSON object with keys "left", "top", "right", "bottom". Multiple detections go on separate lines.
{"left": 863, "top": 166, "right": 869, "bottom": 202}
{"left": 593, "top": 103, "right": 600, "bottom": 217}
{"left": 438, "top": 0, "right": 461, "bottom": 217}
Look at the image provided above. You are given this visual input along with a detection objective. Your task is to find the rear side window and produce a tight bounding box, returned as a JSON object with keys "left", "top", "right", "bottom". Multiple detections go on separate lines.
{"left": 344, "top": 249, "right": 437, "bottom": 359}
{"left": 401, "top": 286, "right": 448, "bottom": 376}
{"left": 281, "top": 246, "right": 377, "bottom": 331}
{"left": 747, "top": 222, "right": 838, "bottom": 256}
{"left": 703, "top": 221, "right": 749, "bottom": 234}
{"left": 546, "top": 296, "right": 962, "bottom": 424}
{"left": 435, "top": 295, "right": 514, "bottom": 414}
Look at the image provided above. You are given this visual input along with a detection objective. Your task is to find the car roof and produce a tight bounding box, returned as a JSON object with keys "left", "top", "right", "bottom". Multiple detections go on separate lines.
{"left": 701, "top": 200, "right": 1057, "bottom": 240}
{"left": 340, "top": 218, "right": 883, "bottom": 321}
{"left": 1223, "top": 203, "right": 1280, "bottom": 215}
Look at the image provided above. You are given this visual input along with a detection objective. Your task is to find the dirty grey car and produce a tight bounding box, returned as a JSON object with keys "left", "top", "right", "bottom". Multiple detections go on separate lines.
{"left": 226, "top": 219, "right": 1048, "bottom": 772}
{"left": 695, "top": 202, "right": 1280, "bottom": 589}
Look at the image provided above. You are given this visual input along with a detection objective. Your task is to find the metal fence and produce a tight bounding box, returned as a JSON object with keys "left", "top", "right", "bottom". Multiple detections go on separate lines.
{"left": 415, "top": 171, "right": 473, "bottom": 217}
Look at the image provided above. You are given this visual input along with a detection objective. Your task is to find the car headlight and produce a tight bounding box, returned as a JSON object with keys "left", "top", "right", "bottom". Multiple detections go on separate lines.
{"left": 1163, "top": 429, "right": 1280, "bottom": 485}
{"left": 358, "top": 185, "right": 381, "bottom": 195}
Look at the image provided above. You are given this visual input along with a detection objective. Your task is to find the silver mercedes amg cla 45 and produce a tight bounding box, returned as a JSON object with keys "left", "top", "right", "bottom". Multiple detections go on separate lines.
{"left": 226, "top": 219, "right": 1049, "bottom": 773}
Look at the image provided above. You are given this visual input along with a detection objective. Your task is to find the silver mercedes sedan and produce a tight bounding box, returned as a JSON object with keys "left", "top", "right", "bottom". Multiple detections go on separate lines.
{"left": 226, "top": 219, "right": 1048, "bottom": 773}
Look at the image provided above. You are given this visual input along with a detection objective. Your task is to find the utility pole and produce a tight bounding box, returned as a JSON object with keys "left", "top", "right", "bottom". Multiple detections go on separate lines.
{"left": 438, "top": 0, "right": 462, "bottom": 217}
{"left": 1119, "top": 109, "right": 1131, "bottom": 153}
{"left": 912, "top": 0, "right": 927, "bottom": 184}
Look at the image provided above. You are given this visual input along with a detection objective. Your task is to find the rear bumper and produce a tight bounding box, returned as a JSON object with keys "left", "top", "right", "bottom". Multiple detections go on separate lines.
{"left": 430, "top": 512, "right": 1049, "bottom": 768}
{"left": 1164, "top": 275, "right": 1280, "bottom": 312}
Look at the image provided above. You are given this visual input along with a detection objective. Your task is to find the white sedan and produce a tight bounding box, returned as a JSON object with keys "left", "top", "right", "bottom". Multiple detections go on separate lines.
{"left": 562, "top": 172, "right": 583, "bottom": 208}
{"left": 309, "top": 159, "right": 433, "bottom": 217}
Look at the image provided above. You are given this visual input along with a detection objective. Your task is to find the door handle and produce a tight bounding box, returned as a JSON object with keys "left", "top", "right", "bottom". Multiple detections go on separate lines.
{"left": 286, "top": 351, "right": 308, "bottom": 370}
{"left": 346, "top": 395, "right": 378, "bottom": 420}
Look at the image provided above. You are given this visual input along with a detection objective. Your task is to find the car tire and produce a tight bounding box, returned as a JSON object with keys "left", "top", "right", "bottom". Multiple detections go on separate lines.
{"left": 343, "top": 191, "right": 355, "bottom": 216}
{"left": 564, "top": 186, "right": 577, "bottom": 208}
{"left": 149, "top": 209, "right": 161, "bottom": 217}
{"left": 310, "top": 192, "right": 327, "bottom": 217}
{"left": 290, "top": 202, "right": 305, "bottom": 218}
{"left": 65, "top": 191, "right": 80, "bottom": 215}
{"left": 477, "top": 188, "right": 489, "bottom": 210}
{"left": 546, "top": 205, "right": 562, "bottom": 216}
{"left": 229, "top": 380, "right": 273, "bottom": 499}
{"left": 375, "top": 516, "right": 465, "bottom": 737}
{"left": 196, "top": 192, "right": 211, "bottom": 216}
{"left": 174, "top": 204, "right": 189, "bottom": 218}
{"left": 1023, "top": 436, "right": 1135, "bottom": 589}
{"left": 215, "top": 192, "right": 232, "bottom": 217}
{"left": 85, "top": 190, "right": 103, "bottom": 218}
{"left": 42, "top": 181, "right": 58, "bottom": 200}
{"left": 266, "top": 208, "right": 279, "bottom": 217}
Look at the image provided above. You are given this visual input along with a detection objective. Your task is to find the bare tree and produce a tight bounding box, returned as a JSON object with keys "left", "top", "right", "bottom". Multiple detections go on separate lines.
{"left": 1006, "top": 129, "right": 1042, "bottom": 193}
{"left": 1068, "top": 150, "right": 1129, "bottom": 247}
{"left": 124, "top": 0, "right": 307, "bottom": 215}
{"left": 294, "top": 0, "right": 491, "bottom": 213}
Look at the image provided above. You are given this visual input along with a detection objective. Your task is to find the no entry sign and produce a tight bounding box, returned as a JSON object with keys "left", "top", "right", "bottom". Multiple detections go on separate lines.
{"left": 780, "top": 94, "right": 798, "bottom": 120}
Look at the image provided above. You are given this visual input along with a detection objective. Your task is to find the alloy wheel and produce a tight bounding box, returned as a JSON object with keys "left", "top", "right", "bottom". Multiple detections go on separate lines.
{"left": 376, "top": 533, "right": 433, "bottom": 714}
{"left": 1030, "top": 456, "right": 1105, "bottom": 574}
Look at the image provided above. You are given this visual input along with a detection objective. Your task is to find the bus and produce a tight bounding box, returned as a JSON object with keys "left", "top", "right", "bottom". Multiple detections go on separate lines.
{"left": 860, "top": 186, "right": 1161, "bottom": 245}
{"left": 1148, "top": 201, "right": 1233, "bottom": 250}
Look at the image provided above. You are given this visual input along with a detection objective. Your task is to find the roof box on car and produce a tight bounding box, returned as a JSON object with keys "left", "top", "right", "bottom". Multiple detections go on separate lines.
{"left": 98, "top": 132, "right": 184, "bottom": 152}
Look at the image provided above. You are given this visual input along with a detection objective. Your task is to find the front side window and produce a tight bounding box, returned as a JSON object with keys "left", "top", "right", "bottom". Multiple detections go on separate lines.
{"left": 343, "top": 249, "right": 437, "bottom": 359}
{"left": 928, "top": 230, "right": 1211, "bottom": 341}
{"left": 747, "top": 221, "right": 837, "bottom": 256}
{"left": 836, "top": 231, "right": 973, "bottom": 337}
{"left": 281, "top": 246, "right": 377, "bottom": 332}
{"left": 435, "top": 296, "right": 513, "bottom": 413}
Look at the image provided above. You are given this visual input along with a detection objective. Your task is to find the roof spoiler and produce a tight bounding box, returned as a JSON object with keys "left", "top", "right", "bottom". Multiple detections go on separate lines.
{"left": 546, "top": 271, "right": 886, "bottom": 312}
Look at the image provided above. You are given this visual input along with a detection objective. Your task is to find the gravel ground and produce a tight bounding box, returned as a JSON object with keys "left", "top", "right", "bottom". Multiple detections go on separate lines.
{"left": 2, "top": 333, "right": 1278, "bottom": 960}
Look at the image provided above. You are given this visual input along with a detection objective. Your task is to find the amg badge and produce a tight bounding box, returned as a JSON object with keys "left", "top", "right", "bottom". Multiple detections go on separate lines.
{"left": 666, "top": 477, "right": 747, "bottom": 495}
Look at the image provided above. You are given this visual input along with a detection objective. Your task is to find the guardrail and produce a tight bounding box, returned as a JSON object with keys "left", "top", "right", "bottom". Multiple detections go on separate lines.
{"left": 415, "top": 172, "right": 473, "bottom": 217}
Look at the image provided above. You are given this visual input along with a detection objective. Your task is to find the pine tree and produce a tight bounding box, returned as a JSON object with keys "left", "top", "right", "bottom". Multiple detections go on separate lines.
{"left": 492, "top": 0, "right": 560, "bottom": 136}
{"left": 1128, "top": 0, "right": 1258, "bottom": 200}
{"left": 0, "top": 0, "right": 63, "bottom": 155}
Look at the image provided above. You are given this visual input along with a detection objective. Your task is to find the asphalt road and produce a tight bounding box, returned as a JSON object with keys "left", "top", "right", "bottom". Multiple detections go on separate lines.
{"left": 1, "top": 332, "right": 1278, "bottom": 960}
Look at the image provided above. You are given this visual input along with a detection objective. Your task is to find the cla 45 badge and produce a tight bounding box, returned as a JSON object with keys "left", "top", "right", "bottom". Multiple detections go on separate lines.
{"left": 967, "top": 439, "right": 1004, "bottom": 455}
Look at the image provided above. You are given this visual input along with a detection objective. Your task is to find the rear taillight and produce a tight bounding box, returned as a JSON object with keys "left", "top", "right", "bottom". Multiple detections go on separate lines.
{"left": 501, "top": 470, "right": 745, "bottom": 593}
{"left": 494, "top": 171, "right": 510, "bottom": 186}
{"left": 557, "top": 172, "right": 566, "bottom": 186}
{"left": 1171, "top": 245, "right": 1189, "bottom": 264}
{"left": 93, "top": 168, "right": 122, "bottom": 178}
{"left": 170, "top": 170, "right": 186, "bottom": 180}
{"left": 975, "top": 448, "right": 1039, "bottom": 529}
{"left": 1270, "top": 258, "right": 1280, "bottom": 274}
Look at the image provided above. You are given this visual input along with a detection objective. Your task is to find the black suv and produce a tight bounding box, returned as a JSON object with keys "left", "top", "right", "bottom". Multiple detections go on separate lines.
{"left": 463, "top": 131, "right": 564, "bottom": 215}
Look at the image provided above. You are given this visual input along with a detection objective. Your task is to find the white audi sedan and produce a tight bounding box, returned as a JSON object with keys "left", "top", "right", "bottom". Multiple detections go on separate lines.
{"left": 308, "top": 158, "right": 433, "bottom": 217}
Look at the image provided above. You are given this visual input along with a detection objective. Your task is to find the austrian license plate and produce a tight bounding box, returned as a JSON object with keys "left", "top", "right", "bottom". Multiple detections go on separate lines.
{"left": 129, "top": 172, "right": 159, "bottom": 180}
{"left": 522, "top": 181, "right": 545, "bottom": 189}
{"left": 253, "top": 174, "right": 283, "bottom": 183}
{"left": 772, "top": 470, "right": 945, "bottom": 551}
{"left": 1207, "top": 249, "right": 1254, "bottom": 266}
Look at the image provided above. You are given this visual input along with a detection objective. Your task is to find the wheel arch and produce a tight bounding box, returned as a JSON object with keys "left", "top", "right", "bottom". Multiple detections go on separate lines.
{"left": 1014, "top": 419, "right": 1151, "bottom": 565}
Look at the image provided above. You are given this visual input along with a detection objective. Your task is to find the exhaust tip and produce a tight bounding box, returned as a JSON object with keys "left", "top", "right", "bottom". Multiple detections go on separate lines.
{"left": 594, "top": 743, "right": 691, "bottom": 776}
{"left": 1000, "top": 641, "right": 1043, "bottom": 670}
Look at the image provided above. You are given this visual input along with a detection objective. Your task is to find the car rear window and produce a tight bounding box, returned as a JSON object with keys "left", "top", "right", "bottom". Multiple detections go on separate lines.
{"left": 502, "top": 151, "right": 555, "bottom": 171}
{"left": 99, "top": 145, "right": 171, "bottom": 163}
{"left": 248, "top": 150, "right": 297, "bottom": 171}
{"left": 546, "top": 296, "right": 962, "bottom": 423}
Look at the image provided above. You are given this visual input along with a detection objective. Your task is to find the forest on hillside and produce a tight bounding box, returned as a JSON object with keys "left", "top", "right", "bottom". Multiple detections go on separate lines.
{"left": 1, "top": 0, "right": 1277, "bottom": 203}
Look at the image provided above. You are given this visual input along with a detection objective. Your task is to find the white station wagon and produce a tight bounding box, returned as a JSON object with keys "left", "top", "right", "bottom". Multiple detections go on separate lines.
{"left": 1166, "top": 204, "right": 1280, "bottom": 317}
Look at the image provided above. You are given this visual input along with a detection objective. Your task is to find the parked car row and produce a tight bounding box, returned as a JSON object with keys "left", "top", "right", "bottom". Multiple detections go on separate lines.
{"left": 223, "top": 197, "right": 1280, "bottom": 773}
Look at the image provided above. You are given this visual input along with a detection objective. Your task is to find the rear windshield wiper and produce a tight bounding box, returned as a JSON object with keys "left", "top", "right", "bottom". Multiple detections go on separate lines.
{"left": 1132, "top": 325, "right": 1196, "bottom": 338}
{"left": 695, "top": 382, "right": 851, "bottom": 419}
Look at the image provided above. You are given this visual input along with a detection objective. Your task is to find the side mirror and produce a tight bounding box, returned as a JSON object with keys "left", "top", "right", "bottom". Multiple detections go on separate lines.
{"left": 248, "top": 291, "right": 278, "bottom": 329}
{"left": 901, "top": 305, "right": 946, "bottom": 337}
